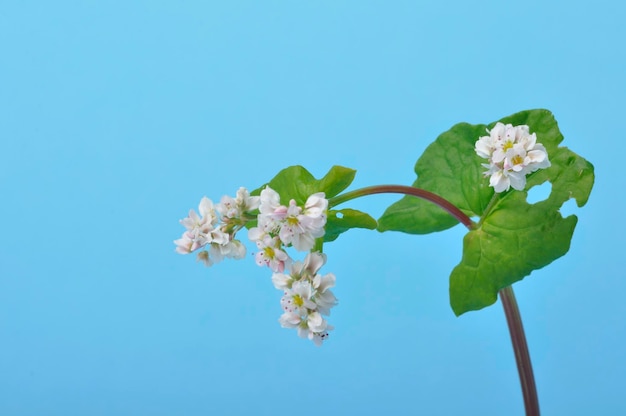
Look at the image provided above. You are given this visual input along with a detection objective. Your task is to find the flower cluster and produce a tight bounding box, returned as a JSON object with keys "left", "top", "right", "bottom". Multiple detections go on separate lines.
{"left": 175, "top": 186, "right": 334, "bottom": 346}
{"left": 174, "top": 187, "right": 260, "bottom": 267}
{"left": 272, "top": 252, "right": 337, "bottom": 346}
{"left": 248, "top": 186, "right": 328, "bottom": 272}
{"left": 475, "top": 122, "right": 551, "bottom": 193}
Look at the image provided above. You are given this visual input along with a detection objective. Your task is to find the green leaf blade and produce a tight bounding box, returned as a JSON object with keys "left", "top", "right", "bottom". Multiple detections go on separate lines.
{"left": 325, "top": 209, "right": 378, "bottom": 242}
{"left": 450, "top": 192, "right": 579, "bottom": 315}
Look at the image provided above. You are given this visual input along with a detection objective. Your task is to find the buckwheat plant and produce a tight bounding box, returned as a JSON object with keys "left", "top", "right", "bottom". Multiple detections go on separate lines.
{"left": 174, "top": 109, "right": 594, "bottom": 416}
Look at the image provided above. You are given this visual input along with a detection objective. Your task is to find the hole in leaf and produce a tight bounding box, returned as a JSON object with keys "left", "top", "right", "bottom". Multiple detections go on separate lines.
{"left": 335, "top": 212, "right": 344, "bottom": 219}
{"left": 526, "top": 181, "right": 552, "bottom": 204}
{"left": 559, "top": 198, "right": 578, "bottom": 217}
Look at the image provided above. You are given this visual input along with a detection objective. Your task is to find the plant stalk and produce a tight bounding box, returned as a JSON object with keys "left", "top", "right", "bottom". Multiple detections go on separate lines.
{"left": 331, "top": 184, "right": 539, "bottom": 415}
{"left": 328, "top": 185, "right": 475, "bottom": 229}
{"left": 499, "top": 286, "right": 540, "bottom": 416}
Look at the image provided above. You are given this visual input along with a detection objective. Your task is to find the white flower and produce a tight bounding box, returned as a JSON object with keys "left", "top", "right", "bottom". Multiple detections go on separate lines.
{"left": 209, "top": 238, "right": 247, "bottom": 263}
{"left": 304, "top": 311, "right": 328, "bottom": 333}
{"left": 256, "top": 186, "right": 283, "bottom": 233}
{"left": 254, "top": 234, "right": 290, "bottom": 272}
{"left": 180, "top": 197, "right": 218, "bottom": 239}
{"left": 273, "top": 252, "right": 337, "bottom": 346}
{"left": 174, "top": 231, "right": 201, "bottom": 254}
{"left": 174, "top": 197, "right": 218, "bottom": 255}
{"left": 271, "top": 251, "right": 327, "bottom": 290}
{"left": 278, "top": 311, "right": 301, "bottom": 328}
{"left": 277, "top": 197, "right": 327, "bottom": 251}
{"left": 312, "top": 272, "right": 338, "bottom": 315}
{"left": 175, "top": 189, "right": 257, "bottom": 266}
{"left": 304, "top": 192, "right": 328, "bottom": 222}
{"left": 296, "top": 313, "right": 333, "bottom": 347}
{"left": 278, "top": 310, "right": 333, "bottom": 347}
{"left": 280, "top": 281, "right": 317, "bottom": 314}
{"left": 475, "top": 122, "right": 551, "bottom": 193}
{"left": 272, "top": 272, "right": 292, "bottom": 291}
{"left": 216, "top": 187, "right": 260, "bottom": 223}
{"left": 250, "top": 187, "right": 328, "bottom": 252}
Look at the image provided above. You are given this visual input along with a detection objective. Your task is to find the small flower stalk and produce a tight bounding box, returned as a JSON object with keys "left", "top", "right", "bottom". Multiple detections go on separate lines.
{"left": 475, "top": 122, "right": 551, "bottom": 193}
{"left": 174, "top": 186, "right": 334, "bottom": 346}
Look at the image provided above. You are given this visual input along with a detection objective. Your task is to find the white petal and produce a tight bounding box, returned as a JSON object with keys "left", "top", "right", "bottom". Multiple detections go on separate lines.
{"left": 307, "top": 312, "right": 327, "bottom": 333}
{"left": 279, "top": 312, "right": 301, "bottom": 328}
{"left": 272, "top": 273, "right": 291, "bottom": 290}
{"left": 475, "top": 136, "right": 494, "bottom": 159}
{"left": 490, "top": 170, "right": 510, "bottom": 193}
{"left": 304, "top": 252, "right": 327, "bottom": 275}
{"left": 508, "top": 172, "right": 527, "bottom": 191}
{"left": 198, "top": 197, "right": 215, "bottom": 219}
{"left": 247, "top": 227, "right": 263, "bottom": 242}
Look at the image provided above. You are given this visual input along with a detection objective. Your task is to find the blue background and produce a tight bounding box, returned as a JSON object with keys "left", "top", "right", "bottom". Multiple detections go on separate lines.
{"left": 1, "top": 1, "right": 624, "bottom": 415}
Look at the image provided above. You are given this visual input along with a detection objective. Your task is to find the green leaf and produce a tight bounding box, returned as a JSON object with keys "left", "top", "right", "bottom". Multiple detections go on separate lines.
{"left": 325, "top": 209, "right": 378, "bottom": 242}
{"left": 378, "top": 109, "right": 568, "bottom": 234}
{"left": 252, "top": 165, "right": 356, "bottom": 205}
{"left": 377, "top": 109, "right": 594, "bottom": 315}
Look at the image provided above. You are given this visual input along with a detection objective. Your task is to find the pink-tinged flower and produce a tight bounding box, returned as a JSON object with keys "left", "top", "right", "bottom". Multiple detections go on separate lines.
{"left": 280, "top": 281, "right": 317, "bottom": 314}
{"left": 277, "top": 197, "right": 327, "bottom": 251}
{"left": 272, "top": 251, "right": 327, "bottom": 290}
{"left": 254, "top": 234, "right": 290, "bottom": 272}
{"left": 216, "top": 187, "right": 260, "bottom": 223}
{"left": 176, "top": 188, "right": 257, "bottom": 266}
{"left": 250, "top": 187, "right": 328, "bottom": 252}
{"left": 180, "top": 197, "right": 218, "bottom": 238}
{"left": 174, "top": 231, "right": 202, "bottom": 254}
{"left": 255, "top": 187, "right": 283, "bottom": 233}
{"left": 175, "top": 197, "right": 219, "bottom": 255}
{"left": 304, "top": 192, "right": 328, "bottom": 219}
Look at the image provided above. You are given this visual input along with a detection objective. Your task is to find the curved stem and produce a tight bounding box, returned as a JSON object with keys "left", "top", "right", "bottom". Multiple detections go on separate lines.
{"left": 331, "top": 184, "right": 539, "bottom": 415}
{"left": 500, "top": 286, "right": 540, "bottom": 416}
{"left": 328, "top": 185, "right": 475, "bottom": 229}
{"left": 328, "top": 185, "right": 539, "bottom": 416}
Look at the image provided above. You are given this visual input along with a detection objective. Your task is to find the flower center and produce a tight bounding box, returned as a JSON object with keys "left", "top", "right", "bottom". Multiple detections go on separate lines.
{"left": 503, "top": 140, "right": 514, "bottom": 151}
{"left": 264, "top": 246, "right": 275, "bottom": 258}
{"left": 511, "top": 154, "right": 524, "bottom": 166}
{"left": 292, "top": 294, "right": 304, "bottom": 308}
